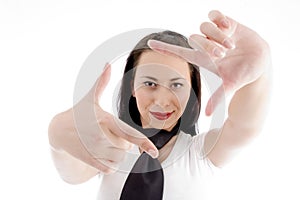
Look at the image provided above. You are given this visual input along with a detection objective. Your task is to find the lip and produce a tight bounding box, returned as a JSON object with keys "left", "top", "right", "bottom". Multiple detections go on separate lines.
{"left": 150, "top": 111, "right": 174, "bottom": 120}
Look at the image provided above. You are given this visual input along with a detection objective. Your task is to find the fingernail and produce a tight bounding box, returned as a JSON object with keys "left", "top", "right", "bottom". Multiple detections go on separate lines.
{"left": 213, "top": 47, "right": 225, "bottom": 57}
{"left": 221, "top": 19, "right": 230, "bottom": 28}
{"left": 223, "top": 38, "right": 235, "bottom": 49}
{"left": 147, "top": 149, "right": 158, "bottom": 159}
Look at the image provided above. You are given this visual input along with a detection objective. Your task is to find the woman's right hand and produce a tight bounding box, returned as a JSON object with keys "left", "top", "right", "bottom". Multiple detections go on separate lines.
{"left": 49, "top": 63, "right": 158, "bottom": 175}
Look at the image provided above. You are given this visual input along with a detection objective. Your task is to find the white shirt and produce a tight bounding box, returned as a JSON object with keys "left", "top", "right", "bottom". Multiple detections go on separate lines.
{"left": 97, "top": 131, "right": 219, "bottom": 200}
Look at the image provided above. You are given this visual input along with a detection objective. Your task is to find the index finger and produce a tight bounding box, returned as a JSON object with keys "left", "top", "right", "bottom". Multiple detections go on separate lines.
{"left": 208, "top": 10, "right": 237, "bottom": 37}
{"left": 208, "top": 10, "right": 230, "bottom": 29}
{"left": 104, "top": 116, "right": 159, "bottom": 158}
{"left": 148, "top": 39, "right": 218, "bottom": 74}
{"left": 148, "top": 39, "right": 197, "bottom": 64}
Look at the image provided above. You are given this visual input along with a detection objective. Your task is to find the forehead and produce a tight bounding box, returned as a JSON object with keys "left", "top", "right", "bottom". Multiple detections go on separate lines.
{"left": 136, "top": 51, "right": 190, "bottom": 80}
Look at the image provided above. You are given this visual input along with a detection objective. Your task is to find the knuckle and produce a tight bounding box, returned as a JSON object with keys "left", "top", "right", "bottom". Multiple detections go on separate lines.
{"left": 192, "top": 36, "right": 211, "bottom": 49}
{"left": 258, "top": 40, "right": 270, "bottom": 55}
{"left": 98, "top": 113, "right": 111, "bottom": 125}
{"left": 100, "top": 148, "right": 126, "bottom": 164}
{"left": 100, "top": 166, "right": 115, "bottom": 175}
{"left": 139, "top": 140, "right": 150, "bottom": 151}
{"left": 95, "top": 160, "right": 117, "bottom": 175}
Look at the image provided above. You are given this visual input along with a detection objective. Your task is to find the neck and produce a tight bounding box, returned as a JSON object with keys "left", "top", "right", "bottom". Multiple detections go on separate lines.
{"left": 138, "top": 119, "right": 181, "bottom": 150}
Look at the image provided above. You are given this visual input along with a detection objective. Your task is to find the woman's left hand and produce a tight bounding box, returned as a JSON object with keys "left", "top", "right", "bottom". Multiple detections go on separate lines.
{"left": 148, "top": 10, "right": 271, "bottom": 115}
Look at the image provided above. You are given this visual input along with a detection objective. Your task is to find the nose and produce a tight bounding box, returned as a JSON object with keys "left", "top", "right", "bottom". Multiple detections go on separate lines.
{"left": 153, "top": 86, "right": 174, "bottom": 107}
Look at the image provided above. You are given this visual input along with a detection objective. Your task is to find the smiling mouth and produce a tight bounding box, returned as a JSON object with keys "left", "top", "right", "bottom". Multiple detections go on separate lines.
{"left": 150, "top": 111, "right": 174, "bottom": 120}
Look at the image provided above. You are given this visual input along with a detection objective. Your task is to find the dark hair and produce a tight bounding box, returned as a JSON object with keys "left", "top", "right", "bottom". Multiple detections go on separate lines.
{"left": 117, "top": 30, "right": 201, "bottom": 136}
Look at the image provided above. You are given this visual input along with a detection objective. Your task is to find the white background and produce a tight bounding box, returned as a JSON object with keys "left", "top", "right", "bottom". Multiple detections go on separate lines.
{"left": 1, "top": 0, "right": 299, "bottom": 199}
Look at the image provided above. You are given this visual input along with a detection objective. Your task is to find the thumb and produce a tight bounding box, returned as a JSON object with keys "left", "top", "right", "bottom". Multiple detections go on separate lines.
{"left": 90, "top": 63, "right": 111, "bottom": 104}
{"left": 205, "top": 84, "right": 227, "bottom": 116}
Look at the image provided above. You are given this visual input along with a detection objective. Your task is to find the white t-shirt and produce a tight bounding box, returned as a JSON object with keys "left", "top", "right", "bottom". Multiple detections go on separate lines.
{"left": 97, "top": 131, "right": 219, "bottom": 200}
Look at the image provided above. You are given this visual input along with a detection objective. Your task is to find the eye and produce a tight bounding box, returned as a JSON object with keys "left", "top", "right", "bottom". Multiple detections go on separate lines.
{"left": 144, "top": 81, "right": 157, "bottom": 88}
{"left": 171, "top": 83, "right": 183, "bottom": 89}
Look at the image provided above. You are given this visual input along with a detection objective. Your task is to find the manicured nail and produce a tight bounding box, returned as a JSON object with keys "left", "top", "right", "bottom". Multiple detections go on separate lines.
{"left": 147, "top": 149, "right": 158, "bottom": 159}
{"left": 213, "top": 47, "right": 225, "bottom": 57}
{"left": 223, "top": 38, "right": 235, "bottom": 49}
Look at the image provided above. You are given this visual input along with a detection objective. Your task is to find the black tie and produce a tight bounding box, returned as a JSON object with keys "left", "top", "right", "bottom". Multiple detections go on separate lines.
{"left": 120, "top": 121, "right": 181, "bottom": 200}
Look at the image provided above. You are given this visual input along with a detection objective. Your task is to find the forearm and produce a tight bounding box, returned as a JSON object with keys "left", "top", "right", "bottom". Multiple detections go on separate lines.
{"left": 227, "top": 66, "right": 272, "bottom": 133}
{"left": 48, "top": 111, "right": 99, "bottom": 184}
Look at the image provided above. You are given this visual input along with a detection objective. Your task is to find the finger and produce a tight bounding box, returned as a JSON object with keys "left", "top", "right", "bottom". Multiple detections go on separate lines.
{"left": 200, "top": 22, "right": 235, "bottom": 49}
{"left": 205, "top": 85, "right": 226, "bottom": 116}
{"left": 89, "top": 63, "right": 111, "bottom": 104}
{"left": 148, "top": 39, "right": 196, "bottom": 62}
{"left": 61, "top": 131, "right": 116, "bottom": 174}
{"left": 148, "top": 39, "right": 217, "bottom": 73}
{"left": 97, "top": 147, "right": 127, "bottom": 163}
{"left": 109, "top": 118, "right": 158, "bottom": 158}
{"left": 98, "top": 159, "right": 120, "bottom": 174}
{"left": 208, "top": 10, "right": 230, "bottom": 29}
{"left": 189, "top": 34, "right": 225, "bottom": 58}
{"left": 208, "top": 10, "right": 238, "bottom": 36}
{"left": 100, "top": 125, "right": 133, "bottom": 150}
{"left": 100, "top": 115, "right": 159, "bottom": 158}
{"left": 92, "top": 159, "right": 117, "bottom": 174}
{"left": 187, "top": 36, "right": 219, "bottom": 75}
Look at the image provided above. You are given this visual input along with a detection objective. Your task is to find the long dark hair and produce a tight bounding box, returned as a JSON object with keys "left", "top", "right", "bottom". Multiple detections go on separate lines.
{"left": 117, "top": 30, "right": 201, "bottom": 136}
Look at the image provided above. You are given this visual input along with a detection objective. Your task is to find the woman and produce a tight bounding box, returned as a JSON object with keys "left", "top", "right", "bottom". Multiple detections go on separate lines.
{"left": 48, "top": 10, "right": 271, "bottom": 199}
{"left": 118, "top": 30, "right": 201, "bottom": 136}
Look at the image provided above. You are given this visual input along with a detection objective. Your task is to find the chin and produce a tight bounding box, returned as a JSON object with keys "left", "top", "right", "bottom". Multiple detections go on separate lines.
{"left": 151, "top": 119, "right": 178, "bottom": 131}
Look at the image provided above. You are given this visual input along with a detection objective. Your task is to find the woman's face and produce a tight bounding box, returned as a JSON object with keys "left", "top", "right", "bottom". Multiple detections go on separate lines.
{"left": 133, "top": 50, "right": 191, "bottom": 131}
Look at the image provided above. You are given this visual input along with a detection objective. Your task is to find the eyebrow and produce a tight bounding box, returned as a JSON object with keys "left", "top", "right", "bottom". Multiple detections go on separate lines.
{"left": 140, "top": 76, "right": 186, "bottom": 81}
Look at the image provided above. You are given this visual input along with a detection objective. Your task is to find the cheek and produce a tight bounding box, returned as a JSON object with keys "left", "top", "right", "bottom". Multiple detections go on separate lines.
{"left": 175, "top": 90, "right": 191, "bottom": 111}
{"left": 134, "top": 89, "right": 152, "bottom": 110}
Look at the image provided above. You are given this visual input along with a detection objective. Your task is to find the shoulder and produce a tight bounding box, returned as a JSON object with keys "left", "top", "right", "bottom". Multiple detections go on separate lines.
{"left": 178, "top": 131, "right": 220, "bottom": 168}
{"left": 179, "top": 130, "right": 207, "bottom": 147}
{"left": 176, "top": 131, "right": 220, "bottom": 174}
